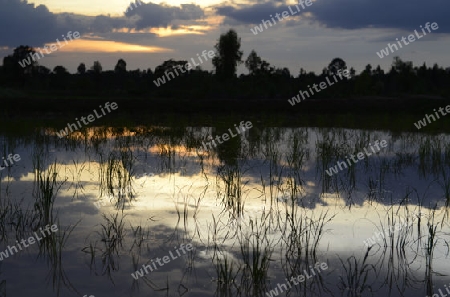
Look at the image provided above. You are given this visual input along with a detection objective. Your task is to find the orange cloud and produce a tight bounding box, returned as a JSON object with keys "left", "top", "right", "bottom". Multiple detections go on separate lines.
{"left": 53, "top": 39, "right": 172, "bottom": 53}
{"left": 149, "top": 25, "right": 211, "bottom": 37}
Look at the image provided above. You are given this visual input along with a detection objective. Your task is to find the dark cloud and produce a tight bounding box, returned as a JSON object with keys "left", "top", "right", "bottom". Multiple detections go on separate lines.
{"left": 307, "top": 0, "right": 449, "bottom": 32}
{"left": 90, "top": 15, "right": 127, "bottom": 33}
{"left": 0, "top": 0, "right": 59, "bottom": 46}
{"left": 0, "top": 0, "right": 205, "bottom": 48}
{"left": 216, "top": 3, "right": 308, "bottom": 25}
{"left": 216, "top": 0, "right": 449, "bottom": 33}
{"left": 125, "top": 3, "right": 204, "bottom": 30}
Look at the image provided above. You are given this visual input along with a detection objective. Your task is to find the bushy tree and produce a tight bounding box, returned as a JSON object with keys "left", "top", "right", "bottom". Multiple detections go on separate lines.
{"left": 77, "top": 63, "right": 86, "bottom": 74}
{"left": 154, "top": 59, "right": 188, "bottom": 77}
{"left": 115, "top": 59, "right": 127, "bottom": 74}
{"left": 53, "top": 66, "right": 69, "bottom": 75}
{"left": 327, "top": 57, "right": 347, "bottom": 76}
{"left": 3, "top": 46, "right": 38, "bottom": 78}
{"left": 245, "top": 50, "right": 274, "bottom": 75}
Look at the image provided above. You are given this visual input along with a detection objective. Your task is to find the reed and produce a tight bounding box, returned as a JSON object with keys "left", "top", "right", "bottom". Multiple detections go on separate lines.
{"left": 37, "top": 219, "right": 79, "bottom": 296}
{"left": 32, "top": 159, "right": 65, "bottom": 227}
{"left": 238, "top": 212, "right": 275, "bottom": 295}
{"left": 337, "top": 247, "right": 376, "bottom": 297}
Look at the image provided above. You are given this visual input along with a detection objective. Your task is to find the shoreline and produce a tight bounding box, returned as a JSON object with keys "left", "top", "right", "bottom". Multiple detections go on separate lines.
{"left": 0, "top": 95, "right": 449, "bottom": 116}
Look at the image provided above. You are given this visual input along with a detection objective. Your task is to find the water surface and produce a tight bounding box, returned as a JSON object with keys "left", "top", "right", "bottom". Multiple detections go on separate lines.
{"left": 0, "top": 126, "right": 449, "bottom": 297}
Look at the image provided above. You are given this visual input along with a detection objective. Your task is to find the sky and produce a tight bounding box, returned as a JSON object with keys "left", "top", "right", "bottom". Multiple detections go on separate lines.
{"left": 0, "top": 0, "right": 449, "bottom": 75}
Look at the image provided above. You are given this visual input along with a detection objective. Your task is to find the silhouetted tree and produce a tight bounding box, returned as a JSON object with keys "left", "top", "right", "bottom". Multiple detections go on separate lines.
{"left": 362, "top": 64, "right": 372, "bottom": 75}
{"left": 298, "top": 67, "right": 306, "bottom": 78}
{"left": 327, "top": 57, "right": 347, "bottom": 76}
{"left": 244, "top": 50, "right": 274, "bottom": 76}
{"left": 278, "top": 67, "right": 291, "bottom": 78}
{"left": 115, "top": 59, "right": 127, "bottom": 74}
{"left": 77, "top": 63, "right": 86, "bottom": 74}
{"left": 91, "top": 61, "right": 102, "bottom": 74}
{"left": 392, "top": 56, "right": 413, "bottom": 74}
{"left": 245, "top": 50, "right": 262, "bottom": 75}
{"left": 212, "top": 29, "right": 243, "bottom": 80}
{"left": 50, "top": 65, "right": 70, "bottom": 89}
{"left": 349, "top": 67, "right": 356, "bottom": 78}
{"left": 53, "top": 66, "right": 69, "bottom": 75}
{"left": 13, "top": 46, "right": 38, "bottom": 74}
{"left": 154, "top": 59, "right": 188, "bottom": 77}
{"left": 390, "top": 57, "right": 415, "bottom": 92}
{"left": 355, "top": 65, "right": 373, "bottom": 95}
{"left": 373, "top": 65, "right": 384, "bottom": 76}
{"left": 260, "top": 60, "right": 273, "bottom": 74}
{"left": 37, "top": 65, "right": 50, "bottom": 75}
{"left": 3, "top": 46, "right": 38, "bottom": 82}
{"left": 2, "top": 39, "right": 450, "bottom": 100}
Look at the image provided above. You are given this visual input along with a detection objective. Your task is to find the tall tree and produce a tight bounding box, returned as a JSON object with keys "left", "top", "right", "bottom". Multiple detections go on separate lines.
{"left": 245, "top": 50, "right": 262, "bottom": 75}
{"left": 212, "top": 29, "right": 243, "bottom": 80}
{"left": 91, "top": 61, "right": 102, "bottom": 74}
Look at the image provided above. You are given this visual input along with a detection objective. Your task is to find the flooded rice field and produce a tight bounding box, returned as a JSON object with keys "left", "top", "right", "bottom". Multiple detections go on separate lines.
{"left": 0, "top": 125, "right": 449, "bottom": 297}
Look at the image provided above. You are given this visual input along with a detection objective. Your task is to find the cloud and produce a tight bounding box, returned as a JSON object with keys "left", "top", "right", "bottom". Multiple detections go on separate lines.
{"left": 88, "top": 32, "right": 158, "bottom": 44}
{"left": 0, "top": 0, "right": 59, "bottom": 46}
{"left": 307, "top": 0, "right": 449, "bottom": 32}
{"left": 216, "top": 3, "right": 309, "bottom": 25}
{"left": 0, "top": 0, "right": 205, "bottom": 48}
{"left": 125, "top": 3, "right": 204, "bottom": 30}
{"left": 215, "top": 0, "right": 449, "bottom": 34}
{"left": 90, "top": 15, "right": 127, "bottom": 33}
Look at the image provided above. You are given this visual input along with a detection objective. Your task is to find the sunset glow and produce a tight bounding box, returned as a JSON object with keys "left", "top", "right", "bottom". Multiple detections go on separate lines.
{"left": 55, "top": 39, "right": 173, "bottom": 53}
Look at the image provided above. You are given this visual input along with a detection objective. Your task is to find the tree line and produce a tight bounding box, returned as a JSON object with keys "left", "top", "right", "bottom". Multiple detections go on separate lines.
{"left": 1, "top": 29, "right": 450, "bottom": 100}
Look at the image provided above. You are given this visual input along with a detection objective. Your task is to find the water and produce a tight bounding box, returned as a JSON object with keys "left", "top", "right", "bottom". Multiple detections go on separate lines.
{"left": 0, "top": 126, "right": 449, "bottom": 297}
